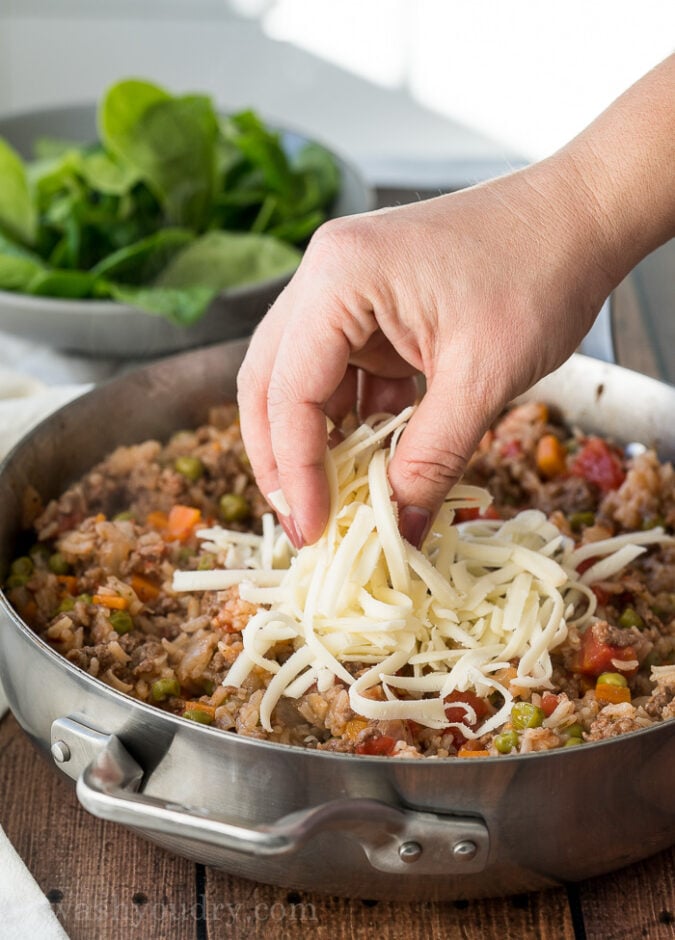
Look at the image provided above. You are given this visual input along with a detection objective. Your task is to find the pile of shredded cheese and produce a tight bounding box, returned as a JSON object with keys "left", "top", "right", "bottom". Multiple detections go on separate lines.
{"left": 173, "top": 408, "right": 669, "bottom": 737}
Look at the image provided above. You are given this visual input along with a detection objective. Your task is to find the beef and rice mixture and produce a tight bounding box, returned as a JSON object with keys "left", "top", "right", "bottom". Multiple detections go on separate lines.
{"left": 4, "top": 401, "right": 675, "bottom": 758}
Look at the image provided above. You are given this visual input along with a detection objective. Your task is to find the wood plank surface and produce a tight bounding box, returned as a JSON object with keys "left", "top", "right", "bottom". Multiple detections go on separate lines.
{"left": 0, "top": 713, "right": 196, "bottom": 940}
{"left": 3, "top": 710, "right": 674, "bottom": 940}
{"left": 577, "top": 850, "right": 675, "bottom": 940}
{"left": 0, "top": 711, "right": 579, "bottom": 940}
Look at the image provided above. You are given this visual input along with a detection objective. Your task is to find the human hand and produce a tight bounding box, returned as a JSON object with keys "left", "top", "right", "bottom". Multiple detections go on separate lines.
{"left": 237, "top": 159, "right": 609, "bottom": 547}
{"left": 237, "top": 56, "right": 675, "bottom": 549}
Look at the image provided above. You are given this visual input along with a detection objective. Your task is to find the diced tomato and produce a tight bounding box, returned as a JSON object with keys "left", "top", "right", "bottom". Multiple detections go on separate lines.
{"left": 444, "top": 690, "right": 489, "bottom": 744}
{"left": 591, "top": 585, "right": 611, "bottom": 607}
{"left": 454, "top": 504, "right": 501, "bottom": 523}
{"left": 569, "top": 437, "right": 625, "bottom": 493}
{"left": 540, "top": 692, "right": 560, "bottom": 717}
{"left": 573, "top": 630, "right": 638, "bottom": 677}
{"left": 576, "top": 557, "right": 598, "bottom": 575}
{"left": 355, "top": 733, "right": 397, "bottom": 756}
{"left": 444, "top": 689, "right": 488, "bottom": 724}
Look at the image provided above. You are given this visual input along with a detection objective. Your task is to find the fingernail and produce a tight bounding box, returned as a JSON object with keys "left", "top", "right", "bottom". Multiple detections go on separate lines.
{"left": 280, "top": 515, "right": 305, "bottom": 551}
{"left": 399, "top": 506, "right": 431, "bottom": 549}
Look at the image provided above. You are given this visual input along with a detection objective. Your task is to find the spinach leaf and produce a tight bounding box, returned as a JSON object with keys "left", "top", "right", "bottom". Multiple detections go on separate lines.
{"left": 0, "top": 232, "right": 46, "bottom": 290}
{"left": 91, "top": 228, "right": 193, "bottom": 284}
{"left": 100, "top": 79, "right": 218, "bottom": 230}
{"left": 0, "top": 78, "right": 344, "bottom": 326}
{"left": 27, "top": 269, "right": 97, "bottom": 299}
{"left": 0, "top": 139, "right": 37, "bottom": 245}
{"left": 106, "top": 282, "right": 216, "bottom": 326}
{"left": 292, "top": 141, "right": 341, "bottom": 211}
{"left": 81, "top": 149, "right": 141, "bottom": 196}
{"left": 154, "top": 230, "right": 301, "bottom": 292}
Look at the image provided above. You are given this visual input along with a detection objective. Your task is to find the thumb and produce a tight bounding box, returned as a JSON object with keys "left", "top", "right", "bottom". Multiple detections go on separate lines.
{"left": 387, "top": 375, "right": 498, "bottom": 547}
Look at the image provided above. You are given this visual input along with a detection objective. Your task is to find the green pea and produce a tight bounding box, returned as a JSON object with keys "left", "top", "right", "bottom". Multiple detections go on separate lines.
{"left": 183, "top": 708, "right": 213, "bottom": 725}
{"left": 564, "top": 723, "right": 584, "bottom": 739}
{"left": 113, "top": 511, "right": 134, "bottom": 522}
{"left": 56, "top": 596, "right": 76, "bottom": 613}
{"left": 5, "top": 573, "right": 29, "bottom": 589}
{"left": 642, "top": 515, "right": 665, "bottom": 531}
{"left": 511, "top": 702, "right": 545, "bottom": 730}
{"left": 30, "top": 543, "right": 51, "bottom": 563}
{"left": 48, "top": 552, "right": 70, "bottom": 575}
{"left": 151, "top": 677, "right": 181, "bottom": 702}
{"left": 197, "top": 553, "right": 215, "bottom": 571}
{"left": 564, "top": 736, "right": 584, "bottom": 747}
{"left": 110, "top": 610, "right": 134, "bottom": 635}
{"left": 597, "top": 671, "right": 628, "bottom": 688}
{"left": 177, "top": 546, "right": 195, "bottom": 563}
{"left": 201, "top": 679, "right": 215, "bottom": 695}
{"left": 494, "top": 730, "right": 519, "bottom": 754}
{"left": 619, "top": 607, "right": 644, "bottom": 630}
{"left": 11, "top": 556, "right": 34, "bottom": 578}
{"left": 569, "top": 511, "right": 595, "bottom": 532}
{"left": 77, "top": 593, "right": 93, "bottom": 605}
{"left": 219, "top": 493, "right": 250, "bottom": 523}
{"left": 175, "top": 455, "right": 204, "bottom": 482}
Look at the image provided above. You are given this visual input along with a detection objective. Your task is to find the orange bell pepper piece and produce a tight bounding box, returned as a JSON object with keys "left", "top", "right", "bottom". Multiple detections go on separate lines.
{"left": 457, "top": 746, "right": 491, "bottom": 758}
{"left": 594, "top": 683, "right": 631, "bottom": 705}
{"left": 166, "top": 505, "right": 202, "bottom": 542}
{"left": 57, "top": 575, "right": 78, "bottom": 595}
{"left": 92, "top": 594, "right": 128, "bottom": 610}
{"left": 130, "top": 574, "right": 160, "bottom": 602}
{"left": 535, "top": 434, "right": 567, "bottom": 479}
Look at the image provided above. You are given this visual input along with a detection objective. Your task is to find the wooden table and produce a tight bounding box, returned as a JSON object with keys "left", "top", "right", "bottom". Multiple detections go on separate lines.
{"left": 1, "top": 263, "right": 673, "bottom": 940}
{"left": 1, "top": 713, "right": 674, "bottom": 940}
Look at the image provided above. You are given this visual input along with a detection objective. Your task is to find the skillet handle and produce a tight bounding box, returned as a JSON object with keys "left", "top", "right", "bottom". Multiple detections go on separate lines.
{"left": 52, "top": 717, "right": 489, "bottom": 876}
{"left": 579, "top": 295, "right": 616, "bottom": 364}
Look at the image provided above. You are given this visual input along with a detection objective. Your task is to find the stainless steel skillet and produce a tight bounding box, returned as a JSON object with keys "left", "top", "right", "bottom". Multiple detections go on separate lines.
{"left": 0, "top": 339, "right": 673, "bottom": 901}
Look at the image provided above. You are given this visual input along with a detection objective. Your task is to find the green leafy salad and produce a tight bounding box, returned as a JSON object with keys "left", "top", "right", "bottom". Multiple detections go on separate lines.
{"left": 0, "top": 79, "right": 341, "bottom": 325}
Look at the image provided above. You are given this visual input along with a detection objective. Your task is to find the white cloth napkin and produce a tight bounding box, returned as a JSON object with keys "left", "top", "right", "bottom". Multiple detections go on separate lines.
{"left": 0, "top": 828, "right": 70, "bottom": 940}
{"left": 0, "top": 370, "right": 90, "bottom": 940}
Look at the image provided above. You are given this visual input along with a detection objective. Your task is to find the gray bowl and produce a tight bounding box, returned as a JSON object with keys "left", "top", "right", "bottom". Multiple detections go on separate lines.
{"left": 0, "top": 102, "right": 373, "bottom": 358}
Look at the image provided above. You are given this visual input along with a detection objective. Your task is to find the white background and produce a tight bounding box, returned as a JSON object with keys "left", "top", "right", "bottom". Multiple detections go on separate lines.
{"left": 1, "top": 0, "right": 672, "bottom": 179}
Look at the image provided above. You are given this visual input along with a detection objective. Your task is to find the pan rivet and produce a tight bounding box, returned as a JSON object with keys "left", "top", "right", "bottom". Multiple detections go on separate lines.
{"left": 399, "top": 841, "right": 423, "bottom": 863}
{"left": 51, "top": 740, "right": 71, "bottom": 763}
{"left": 453, "top": 840, "right": 478, "bottom": 861}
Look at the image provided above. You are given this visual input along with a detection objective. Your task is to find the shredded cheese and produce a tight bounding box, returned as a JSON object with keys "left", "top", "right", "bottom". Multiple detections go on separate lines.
{"left": 172, "top": 410, "right": 673, "bottom": 736}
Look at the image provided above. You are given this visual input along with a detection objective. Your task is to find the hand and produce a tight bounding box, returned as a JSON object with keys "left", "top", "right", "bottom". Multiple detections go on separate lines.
{"left": 237, "top": 56, "right": 675, "bottom": 549}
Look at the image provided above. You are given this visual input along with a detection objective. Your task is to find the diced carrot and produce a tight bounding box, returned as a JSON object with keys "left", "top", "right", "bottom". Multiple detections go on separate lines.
{"left": 166, "top": 505, "right": 202, "bottom": 542}
{"left": 57, "top": 575, "right": 78, "bottom": 595}
{"left": 185, "top": 700, "right": 216, "bottom": 719}
{"left": 130, "top": 574, "right": 160, "bottom": 602}
{"left": 595, "top": 684, "right": 631, "bottom": 705}
{"left": 94, "top": 513, "right": 106, "bottom": 523}
{"left": 536, "top": 434, "right": 567, "bottom": 479}
{"left": 146, "top": 510, "right": 169, "bottom": 530}
{"left": 457, "top": 746, "right": 491, "bottom": 758}
{"left": 344, "top": 718, "right": 369, "bottom": 741}
{"left": 92, "top": 594, "right": 128, "bottom": 610}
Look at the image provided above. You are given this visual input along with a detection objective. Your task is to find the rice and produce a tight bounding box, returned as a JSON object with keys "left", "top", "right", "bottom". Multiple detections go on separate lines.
{"left": 4, "top": 401, "right": 674, "bottom": 758}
